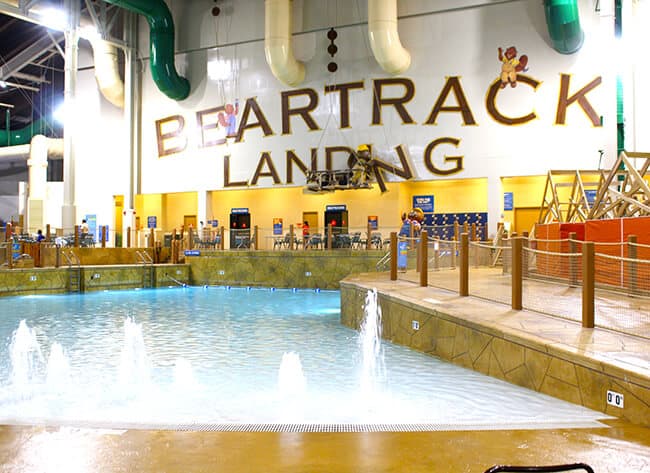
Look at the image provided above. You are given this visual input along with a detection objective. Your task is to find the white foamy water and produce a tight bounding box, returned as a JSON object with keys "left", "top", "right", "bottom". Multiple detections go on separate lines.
{"left": 0, "top": 287, "right": 612, "bottom": 429}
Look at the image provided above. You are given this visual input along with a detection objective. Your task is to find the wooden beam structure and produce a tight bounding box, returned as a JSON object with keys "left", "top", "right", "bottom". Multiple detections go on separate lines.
{"left": 588, "top": 151, "right": 650, "bottom": 220}
{"left": 537, "top": 170, "right": 604, "bottom": 224}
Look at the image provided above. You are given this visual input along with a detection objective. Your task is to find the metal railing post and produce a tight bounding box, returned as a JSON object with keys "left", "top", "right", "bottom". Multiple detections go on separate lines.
{"left": 74, "top": 225, "right": 80, "bottom": 248}
{"left": 582, "top": 241, "right": 595, "bottom": 328}
{"left": 127, "top": 226, "right": 132, "bottom": 248}
{"left": 46, "top": 224, "right": 51, "bottom": 242}
{"left": 219, "top": 226, "right": 225, "bottom": 250}
{"left": 149, "top": 227, "right": 154, "bottom": 248}
{"left": 512, "top": 236, "right": 523, "bottom": 310}
{"left": 101, "top": 226, "right": 107, "bottom": 248}
{"left": 420, "top": 230, "right": 428, "bottom": 287}
{"left": 460, "top": 233, "right": 469, "bottom": 296}
{"left": 390, "top": 232, "right": 397, "bottom": 281}
{"left": 254, "top": 225, "right": 259, "bottom": 250}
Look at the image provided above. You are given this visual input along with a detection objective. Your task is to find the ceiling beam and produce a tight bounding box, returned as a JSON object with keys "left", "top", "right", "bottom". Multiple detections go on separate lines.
{"left": 0, "top": 1, "right": 44, "bottom": 26}
{"left": 0, "top": 80, "right": 40, "bottom": 92}
{"left": 11, "top": 72, "right": 50, "bottom": 84}
{"left": 0, "top": 32, "right": 63, "bottom": 81}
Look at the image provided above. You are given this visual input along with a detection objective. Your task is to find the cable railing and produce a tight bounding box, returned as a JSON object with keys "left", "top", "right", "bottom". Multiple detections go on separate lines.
{"left": 385, "top": 233, "right": 650, "bottom": 339}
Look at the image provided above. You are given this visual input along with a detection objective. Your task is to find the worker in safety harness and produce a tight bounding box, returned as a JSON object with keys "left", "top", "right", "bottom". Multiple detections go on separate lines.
{"left": 351, "top": 144, "right": 373, "bottom": 188}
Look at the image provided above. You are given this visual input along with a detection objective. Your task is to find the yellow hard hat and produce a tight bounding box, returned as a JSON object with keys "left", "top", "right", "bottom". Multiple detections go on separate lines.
{"left": 357, "top": 144, "right": 369, "bottom": 152}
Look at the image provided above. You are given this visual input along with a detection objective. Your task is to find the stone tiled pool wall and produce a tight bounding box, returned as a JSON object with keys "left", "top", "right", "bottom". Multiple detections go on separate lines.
{"left": 187, "top": 250, "right": 384, "bottom": 289}
{"left": 0, "top": 265, "right": 189, "bottom": 296}
{"left": 340, "top": 280, "right": 650, "bottom": 427}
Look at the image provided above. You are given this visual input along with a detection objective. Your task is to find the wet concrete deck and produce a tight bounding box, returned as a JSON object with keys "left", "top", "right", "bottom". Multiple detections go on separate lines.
{"left": 1, "top": 420, "right": 649, "bottom": 472}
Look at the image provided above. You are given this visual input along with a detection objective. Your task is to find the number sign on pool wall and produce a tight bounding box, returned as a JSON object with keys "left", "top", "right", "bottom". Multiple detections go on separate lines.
{"left": 412, "top": 195, "right": 434, "bottom": 213}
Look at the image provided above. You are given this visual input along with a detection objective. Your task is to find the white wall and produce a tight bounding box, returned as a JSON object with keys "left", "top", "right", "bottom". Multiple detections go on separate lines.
{"left": 131, "top": 0, "right": 616, "bottom": 195}
{"left": 71, "top": 65, "right": 128, "bottom": 232}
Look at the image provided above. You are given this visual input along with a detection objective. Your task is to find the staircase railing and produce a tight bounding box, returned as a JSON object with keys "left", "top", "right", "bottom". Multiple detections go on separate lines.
{"left": 135, "top": 250, "right": 154, "bottom": 288}
{"left": 61, "top": 249, "right": 81, "bottom": 292}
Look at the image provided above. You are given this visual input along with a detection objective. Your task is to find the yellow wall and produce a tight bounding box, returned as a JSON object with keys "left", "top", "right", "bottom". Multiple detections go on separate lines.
{"left": 135, "top": 194, "right": 164, "bottom": 229}
{"left": 137, "top": 178, "right": 491, "bottom": 234}
{"left": 401, "top": 179, "right": 488, "bottom": 214}
{"left": 164, "top": 192, "right": 198, "bottom": 230}
{"left": 207, "top": 183, "right": 402, "bottom": 233}
{"left": 501, "top": 175, "right": 547, "bottom": 226}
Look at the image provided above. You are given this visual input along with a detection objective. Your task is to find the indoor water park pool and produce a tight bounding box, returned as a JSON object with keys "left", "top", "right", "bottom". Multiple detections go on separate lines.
{"left": 0, "top": 286, "right": 609, "bottom": 431}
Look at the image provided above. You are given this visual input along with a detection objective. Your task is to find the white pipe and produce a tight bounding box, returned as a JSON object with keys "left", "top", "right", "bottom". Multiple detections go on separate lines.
{"left": 264, "top": 0, "right": 305, "bottom": 87}
{"left": 3, "top": 0, "right": 124, "bottom": 108}
{"left": 0, "top": 136, "right": 63, "bottom": 162}
{"left": 86, "top": 36, "right": 125, "bottom": 108}
{"left": 368, "top": 0, "right": 411, "bottom": 74}
{"left": 0, "top": 144, "right": 30, "bottom": 160}
{"left": 26, "top": 136, "right": 63, "bottom": 232}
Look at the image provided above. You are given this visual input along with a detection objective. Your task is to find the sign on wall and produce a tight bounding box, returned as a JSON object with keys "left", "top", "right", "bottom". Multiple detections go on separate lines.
{"left": 85, "top": 214, "right": 97, "bottom": 239}
{"left": 147, "top": 216, "right": 157, "bottom": 229}
{"left": 273, "top": 218, "right": 283, "bottom": 235}
{"left": 368, "top": 215, "right": 378, "bottom": 230}
{"left": 504, "top": 192, "right": 514, "bottom": 211}
{"left": 413, "top": 195, "right": 434, "bottom": 213}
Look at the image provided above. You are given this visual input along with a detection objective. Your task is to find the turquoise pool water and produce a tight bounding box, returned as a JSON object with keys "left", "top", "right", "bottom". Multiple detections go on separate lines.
{"left": 0, "top": 287, "right": 607, "bottom": 430}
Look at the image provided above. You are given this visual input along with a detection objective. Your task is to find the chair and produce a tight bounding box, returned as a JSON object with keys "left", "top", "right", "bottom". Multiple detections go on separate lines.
{"left": 351, "top": 232, "right": 363, "bottom": 249}
{"left": 335, "top": 233, "right": 352, "bottom": 248}
{"left": 370, "top": 232, "right": 383, "bottom": 249}
{"left": 273, "top": 235, "right": 285, "bottom": 250}
{"left": 306, "top": 233, "right": 323, "bottom": 249}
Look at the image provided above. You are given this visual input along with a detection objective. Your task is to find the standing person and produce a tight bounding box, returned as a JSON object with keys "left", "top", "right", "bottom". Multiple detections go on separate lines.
{"left": 302, "top": 221, "right": 310, "bottom": 246}
{"left": 80, "top": 219, "right": 89, "bottom": 235}
{"left": 36, "top": 229, "right": 45, "bottom": 242}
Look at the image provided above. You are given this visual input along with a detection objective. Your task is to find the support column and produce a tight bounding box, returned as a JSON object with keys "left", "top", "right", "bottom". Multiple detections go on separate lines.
{"left": 26, "top": 135, "right": 48, "bottom": 233}
{"left": 61, "top": 0, "right": 81, "bottom": 233}
{"left": 123, "top": 12, "right": 140, "bottom": 248}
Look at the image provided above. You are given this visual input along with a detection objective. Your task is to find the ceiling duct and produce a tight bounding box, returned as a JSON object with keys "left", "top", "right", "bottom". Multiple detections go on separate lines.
{"left": 103, "top": 0, "right": 190, "bottom": 100}
{"left": 264, "top": 0, "right": 305, "bottom": 87}
{"left": 368, "top": 0, "right": 411, "bottom": 74}
{"left": 543, "top": 0, "right": 584, "bottom": 54}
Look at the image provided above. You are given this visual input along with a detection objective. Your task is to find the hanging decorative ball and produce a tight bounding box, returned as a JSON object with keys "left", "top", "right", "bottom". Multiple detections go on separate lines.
{"left": 327, "top": 28, "right": 338, "bottom": 41}
{"left": 212, "top": 6, "right": 220, "bottom": 16}
{"left": 327, "top": 44, "right": 338, "bottom": 56}
{"left": 327, "top": 62, "right": 338, "bottom": 72}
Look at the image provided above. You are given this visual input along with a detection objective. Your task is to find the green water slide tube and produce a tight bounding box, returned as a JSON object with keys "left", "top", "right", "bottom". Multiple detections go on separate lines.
{"left": 104, "top": 0, "right": 190, "bottom": 101}
{"left": 543, "top": 0, "right": 584, "bottom": 54}
{"left": 0, "top": 118, "right": 48, "bottom": 146}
